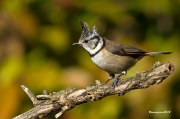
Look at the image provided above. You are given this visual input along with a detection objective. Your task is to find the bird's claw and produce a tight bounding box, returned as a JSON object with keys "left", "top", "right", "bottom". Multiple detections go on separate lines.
{"left": 112, "top": 76, "right": 119, "bottom": 88}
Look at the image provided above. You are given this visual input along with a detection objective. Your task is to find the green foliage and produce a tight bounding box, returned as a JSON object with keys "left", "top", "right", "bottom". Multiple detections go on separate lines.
{"left": 0, "top": 0, "right": 179, "bottom": 119}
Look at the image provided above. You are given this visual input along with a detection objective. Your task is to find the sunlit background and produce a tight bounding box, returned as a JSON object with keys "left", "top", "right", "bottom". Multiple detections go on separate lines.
{"left": 0, "top": 0, "right": 180, "bottom": 119}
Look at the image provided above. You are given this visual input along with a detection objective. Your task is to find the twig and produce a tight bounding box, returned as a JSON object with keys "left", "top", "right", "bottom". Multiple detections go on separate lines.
{"left": 21, "top": 85, "right": 39, "bottom": 105}
{"left": 13, "top": 62, "right": 175, "bottom": 119}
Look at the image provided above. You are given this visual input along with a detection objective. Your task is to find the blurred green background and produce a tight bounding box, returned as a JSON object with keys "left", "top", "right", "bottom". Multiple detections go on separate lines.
{"left": 0, "top": 0, "right": 180, "bottom": 119}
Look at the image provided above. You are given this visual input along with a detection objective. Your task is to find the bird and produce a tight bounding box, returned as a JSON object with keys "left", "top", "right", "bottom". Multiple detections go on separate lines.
{"left": 73, "top": 21, "right": 172, "bottom": 87}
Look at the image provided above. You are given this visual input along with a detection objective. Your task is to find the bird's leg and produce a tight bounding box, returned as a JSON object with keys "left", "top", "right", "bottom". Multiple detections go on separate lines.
{"left": 104, "top": 74, "right": 115, "bottom": 84}
{"left": 112, "top": 71, "right": 127, "bottom": 88}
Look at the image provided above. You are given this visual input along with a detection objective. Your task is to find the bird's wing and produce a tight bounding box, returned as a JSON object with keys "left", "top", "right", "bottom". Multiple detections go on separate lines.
{"left": 104, "top": 38, "right": 147, "bottom": 56}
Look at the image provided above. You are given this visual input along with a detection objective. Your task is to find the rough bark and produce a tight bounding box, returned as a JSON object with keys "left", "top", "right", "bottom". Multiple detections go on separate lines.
{"left": 13, "top": 61, "right": 175, "bottom": 119}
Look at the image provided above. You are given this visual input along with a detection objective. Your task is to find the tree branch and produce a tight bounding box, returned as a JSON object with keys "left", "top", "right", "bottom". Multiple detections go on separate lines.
{"left": 13, "top": 61, "right": 175, "bottom": 119}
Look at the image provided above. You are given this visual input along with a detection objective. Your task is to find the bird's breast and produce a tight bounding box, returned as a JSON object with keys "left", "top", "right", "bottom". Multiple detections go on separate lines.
{"left": 91, "top": 48, "right": 138, "bottom": 74}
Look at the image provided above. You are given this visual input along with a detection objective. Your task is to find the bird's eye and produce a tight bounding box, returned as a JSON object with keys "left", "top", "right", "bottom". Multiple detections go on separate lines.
{"left": 84, "top": 40, "right": 89, "bottom": 43}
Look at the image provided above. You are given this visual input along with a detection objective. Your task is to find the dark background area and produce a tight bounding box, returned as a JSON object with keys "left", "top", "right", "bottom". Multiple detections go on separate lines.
{"left": 0, "top": 0, "right": 179, "bottom": 119}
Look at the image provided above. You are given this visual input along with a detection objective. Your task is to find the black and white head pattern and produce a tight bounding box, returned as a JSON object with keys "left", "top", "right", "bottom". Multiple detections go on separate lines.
{"left": 78, "top": 21, "right": 104, "bottom": 56}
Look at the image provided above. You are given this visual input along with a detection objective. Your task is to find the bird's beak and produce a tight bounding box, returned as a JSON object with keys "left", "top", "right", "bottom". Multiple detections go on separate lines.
{"left": 72, "top": 42, "right": 81, "bottom": 46}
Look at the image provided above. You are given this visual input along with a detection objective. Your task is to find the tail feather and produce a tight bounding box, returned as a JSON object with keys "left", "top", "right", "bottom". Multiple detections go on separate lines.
{"left": 146, "top": 52, "right": 172, "bottom": 56}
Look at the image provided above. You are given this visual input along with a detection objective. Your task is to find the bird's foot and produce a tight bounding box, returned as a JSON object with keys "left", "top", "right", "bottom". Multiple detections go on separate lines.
{"left": 111, "top": 71, "right": 127, "bottom": 88}
{"left": 112, "top": 76, "right": 120, "bottom": 88}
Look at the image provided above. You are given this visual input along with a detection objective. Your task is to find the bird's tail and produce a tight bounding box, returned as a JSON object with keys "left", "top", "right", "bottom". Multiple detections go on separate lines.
{"left": 146, "top": 52, "right": 172, "bottom": 56}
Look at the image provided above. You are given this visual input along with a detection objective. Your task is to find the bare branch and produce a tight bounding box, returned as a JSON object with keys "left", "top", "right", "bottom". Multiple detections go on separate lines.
{"left": 21, "top": 85, "right": 38, "bottom": 105}
{"left": 13, "top": 62, "right": 175, "bottom": 119}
